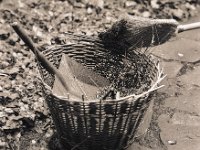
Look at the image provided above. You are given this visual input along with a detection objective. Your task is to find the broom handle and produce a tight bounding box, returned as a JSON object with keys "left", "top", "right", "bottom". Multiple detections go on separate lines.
{"left": 11, "top": 22, "right": 79, "bottom": 98}
{"left": 177, "top": 22, "right": 200, "bottom": 33}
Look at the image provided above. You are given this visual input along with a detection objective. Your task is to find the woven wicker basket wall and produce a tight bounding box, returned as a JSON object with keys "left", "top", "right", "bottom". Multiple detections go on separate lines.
{"left": 37, "top": 35, "right": 163, "bottom": 150}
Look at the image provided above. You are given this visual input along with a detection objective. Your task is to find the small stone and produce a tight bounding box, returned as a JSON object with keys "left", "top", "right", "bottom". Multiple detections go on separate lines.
{"left": 32, "top": 26, "right": 38, "bottom": 33}
{"left": 17, "top": 52, "right": 23, "bottom": 58}
{"left": 97, "top": 0, "right": 104, "bottom": 9}
{"left": 74, "top": 2, "right": 85, "bottom": 8}
{"left": 151, "top": 0, "right": 159, "bottom": 9}
{"left": 11, "top": 80, "right": 16, "bottom": 85}
{"left": 186, "top": 3, "right": 196, "bottom": 10}
{"left": 1, "top": 61, "right": 9, "bottom": 68}
{"left": 125, "top": 1, "right": 136, "bottom": 7}
{"left": 142, "top": 11, "right": 151, "bottom": 18}
{"left": 0, "top": 18, "right": 5, "bottom": 24}
{"left": 27, "top": 83, "right": 34, "bottom": 90}
{"left": 38, "top": 97, "right": 44, "bottom": 103}
{"left": 87, "top": 7, "right": 93, "bottom": 14}
{"left": 172, "top": 9, "right": 184, "bottom": 19}
{"left": 0, "top": 86, "right": 3, "bottom": 92}
{"left": 45, "top": 133, "right": 51, "bottom": 138}
{"left": 9, "top": 34, "right": 19, "bottom": 43}
{"left": 36, "top": 31, "right": 43, "bottom": 37}
{"left": 4, "top": 108, "right": 14, "bottom": 114}
{"left": 0, "top": 140, "right": 6, "bottom": 148}
{"left": 19, "top": 40, "right": 25, "bottom": 45}
{"left": 18, "top": 0, "right": 25, "bottom": 8}
{"left": 48, "top": 11, "right": 54, "bottom": 16}
{"left": 21, "top": 64, "right": 26, "bottom": 69}
{"left": 168, "top": 140, "right": 177, "bottom": 145}
{"left": 31, "top": 140, "right": 37, "bottom": 145}
{"left": 20, "top": 106, "right": 26, "bottom": 111}
{"left": 178, "top": 53, "right": 184, "bottom": 57}
{"left": 12, "top": 52, "right": 17, "bottom": 58}
{"left": 0, "top": 111, "right": 6, "bottom": 117}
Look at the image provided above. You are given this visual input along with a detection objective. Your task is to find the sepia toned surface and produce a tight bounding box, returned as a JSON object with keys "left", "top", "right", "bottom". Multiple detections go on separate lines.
{"left": 0, "top": 0, "right": 200, "bottom": 149}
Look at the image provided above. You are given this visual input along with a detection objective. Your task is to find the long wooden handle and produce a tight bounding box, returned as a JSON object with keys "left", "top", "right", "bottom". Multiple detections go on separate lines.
{"left": 177, "top": 22, "right": 200, "bottom": 33}
{"left": 11, "top": 22, "right": 80, "bottom": 98}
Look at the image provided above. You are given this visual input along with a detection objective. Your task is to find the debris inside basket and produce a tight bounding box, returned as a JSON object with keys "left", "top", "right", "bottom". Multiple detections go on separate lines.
{"left": 92, "top": 50, "right": 157, "bottom": 97}
{"left": 53, "top": 44, "right": 158, "bottom": 100}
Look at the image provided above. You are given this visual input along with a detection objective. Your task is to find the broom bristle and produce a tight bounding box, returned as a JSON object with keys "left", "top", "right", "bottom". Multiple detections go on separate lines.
{"left": 99, "top": 17, "right": 179, "bottom": 54}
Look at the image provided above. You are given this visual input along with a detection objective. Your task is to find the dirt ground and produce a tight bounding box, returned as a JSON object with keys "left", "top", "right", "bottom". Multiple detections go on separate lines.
{"left": 0, "top": 0, "right": 200, "bottom": 150}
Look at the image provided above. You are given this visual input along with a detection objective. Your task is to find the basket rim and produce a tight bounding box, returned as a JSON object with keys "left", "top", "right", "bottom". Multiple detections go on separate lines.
{"left": 41, "top": 61, "right": 165, "bottom": 103}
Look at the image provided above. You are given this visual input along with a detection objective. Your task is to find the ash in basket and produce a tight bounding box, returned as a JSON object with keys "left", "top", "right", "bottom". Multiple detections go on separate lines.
{"left": 12, "top": 16, "right": 200, "bottom": 150}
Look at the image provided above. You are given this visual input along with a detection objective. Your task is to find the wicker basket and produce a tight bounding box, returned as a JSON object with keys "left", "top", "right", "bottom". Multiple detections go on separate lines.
{"left": 37, "top": 34, "right": 164, "bottom": 150}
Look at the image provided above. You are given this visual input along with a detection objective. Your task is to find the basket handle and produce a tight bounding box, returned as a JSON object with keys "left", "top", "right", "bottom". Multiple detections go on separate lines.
{"left": 177, "top": 22, "right": 200, "bottom": 33}
{"left": 11, "top": 22, "right": 80, "bottom": 98}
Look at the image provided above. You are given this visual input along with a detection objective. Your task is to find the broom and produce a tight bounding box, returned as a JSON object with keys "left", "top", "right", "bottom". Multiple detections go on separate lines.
{"left": 99, "top": 17, "right": 200, "bottom": 54}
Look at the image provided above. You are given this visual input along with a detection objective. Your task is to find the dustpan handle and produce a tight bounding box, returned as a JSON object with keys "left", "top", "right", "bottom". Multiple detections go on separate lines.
{"left": 11, "top": 23, "right": 79, "bottom": 97}
{"left": 177, "top": 22, "right": 200, "bottom": 33}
